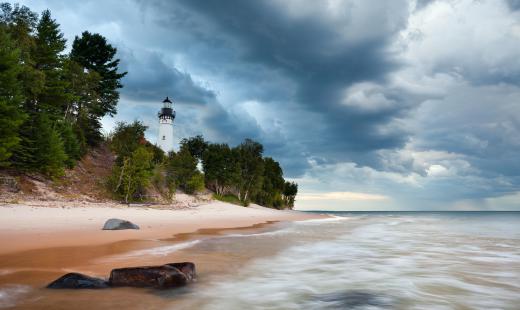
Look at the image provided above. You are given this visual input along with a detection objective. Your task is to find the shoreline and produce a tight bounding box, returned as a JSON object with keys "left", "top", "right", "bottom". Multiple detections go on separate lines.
{"left": 0, "top": 200, "right": 322, "bottom": 256}
{"left": 0, "top": 202, "right": 323, "bottom": 309}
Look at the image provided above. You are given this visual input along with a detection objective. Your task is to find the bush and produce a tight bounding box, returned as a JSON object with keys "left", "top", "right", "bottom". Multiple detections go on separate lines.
{"left": 108, "top": 146, "right": 153, "bottom": 203}
{"left": 213, "top": 193, "right": 244, "bottom": 206}
{"left": 185, "top": 171, "right": 205, "bottom": 194}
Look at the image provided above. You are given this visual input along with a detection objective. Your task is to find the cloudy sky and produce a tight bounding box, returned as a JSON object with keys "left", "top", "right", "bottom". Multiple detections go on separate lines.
{"left": 18, "top": 0, "right": 520, "bottom": 210}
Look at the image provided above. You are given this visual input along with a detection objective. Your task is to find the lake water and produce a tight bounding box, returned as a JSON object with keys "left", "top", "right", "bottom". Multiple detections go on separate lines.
{"left": 1, "top": 212, "right": 519, "bottom": 309}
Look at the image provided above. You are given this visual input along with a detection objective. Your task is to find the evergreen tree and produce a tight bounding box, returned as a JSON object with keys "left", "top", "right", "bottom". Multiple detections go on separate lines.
{"left": 33, "top": 9, "right": 69, "bottom": 117}
{"left": 0, "top": 26, "right": 26, "bottom": 166}
{"left": 57, "top": 121, "right": 81, "bottom": 168}
{"left": 70, "top": 31, "right": 126, "bottom": 115}
{"left": 13, "top": 113, "right": 67, "bottom": 177}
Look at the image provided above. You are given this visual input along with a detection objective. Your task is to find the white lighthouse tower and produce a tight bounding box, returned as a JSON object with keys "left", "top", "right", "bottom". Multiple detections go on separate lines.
{"left": 157, "top": 96, "right": 176, "bottom": 152}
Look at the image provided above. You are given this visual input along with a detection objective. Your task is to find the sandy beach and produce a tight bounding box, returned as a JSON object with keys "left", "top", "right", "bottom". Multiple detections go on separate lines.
{"left": 0, "top": 199, "right": 318, "bottom": 255}
{"left": 0, "top": 199, "right": 321, "bottom": 309}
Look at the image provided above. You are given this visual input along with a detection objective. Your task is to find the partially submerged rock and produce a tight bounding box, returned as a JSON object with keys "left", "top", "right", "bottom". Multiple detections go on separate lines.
{"left": 102, "top": 218, "right": 139, "bottom": 230}
{"left": 47, "top": 273, "right": 109, "bottom": 289}
{"left": 47, "top": 262, "right": 195, "bottom": 290}
{"left": 165, "top": 262, "right": 196, "bottom": 282}
{"left": 109, "top": 263, "right": 195, "bottom": 289}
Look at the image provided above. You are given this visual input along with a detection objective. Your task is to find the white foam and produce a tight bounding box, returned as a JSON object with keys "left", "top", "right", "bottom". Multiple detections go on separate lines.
{"left": 295, "top": 215, "right": 351, "bottom": 224}
{"left": 225, "top": 228, "right": 292, "bottom": 238}
{"left": 125, "top": 240, "right": 201, "bottom": 257}
{"left": 0, "top": 285, "right": 31, "bottom": 309}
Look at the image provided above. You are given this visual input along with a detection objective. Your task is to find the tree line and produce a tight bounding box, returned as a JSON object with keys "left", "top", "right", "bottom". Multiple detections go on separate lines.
{"left": 107, "top": 123, "right": 297, "bottom": 209}
{"left": 0, "top": 3, "right": 125, "bottom": 176}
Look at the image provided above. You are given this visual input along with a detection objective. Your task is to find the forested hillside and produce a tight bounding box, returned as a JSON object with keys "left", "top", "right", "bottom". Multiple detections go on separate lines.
{"left": 0, "top": 3, "right": 297, "bottom": 209}
{"left": 0, "top": 3, "right": 125, "bottom": 176}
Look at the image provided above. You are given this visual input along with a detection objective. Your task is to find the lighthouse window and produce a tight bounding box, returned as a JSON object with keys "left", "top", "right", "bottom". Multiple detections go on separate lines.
{"left": 162, "top": 135, "right": 165, "bottom": 140}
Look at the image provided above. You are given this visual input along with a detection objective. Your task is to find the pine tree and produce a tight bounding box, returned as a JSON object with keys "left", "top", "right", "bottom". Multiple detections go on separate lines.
{"left": 57, "top": 121, "right": 81, "bottom": 168}
{"left": 0, "top": 26, "right": 26, "bottom": 166}
{"left": 33, "top": 9, "right": 69, "bottom": 117}
{"left": 34, "top": 113, "right": 67, "bottom": 177}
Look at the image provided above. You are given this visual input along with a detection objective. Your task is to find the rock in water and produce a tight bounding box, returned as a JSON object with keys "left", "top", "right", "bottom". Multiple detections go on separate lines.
{"left": 109, "top": 264, "right": 195, "bottom": 289}
{"left": 47, "top": 273, "right": 109, "bottom": 289}
{"left": 102, "top": 218, "right": 139, "bottom": 230}
{"left": 166, "top": 262, "right": 196, "bottom": 282}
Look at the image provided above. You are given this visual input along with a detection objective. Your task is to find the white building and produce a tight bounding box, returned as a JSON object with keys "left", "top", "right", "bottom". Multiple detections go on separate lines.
{"left": 157, "top": 96, "right": 176, "bottom": 152}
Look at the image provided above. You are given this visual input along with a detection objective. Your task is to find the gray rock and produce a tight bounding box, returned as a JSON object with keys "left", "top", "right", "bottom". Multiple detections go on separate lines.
{"left": 102, "top": 218, "right": 139, "bottom": 230}
{"left": 47, "top": 273, "right": 109, "bottom": 289}
{"left": 109, "top": 263, "right": 196, "bottom": 289}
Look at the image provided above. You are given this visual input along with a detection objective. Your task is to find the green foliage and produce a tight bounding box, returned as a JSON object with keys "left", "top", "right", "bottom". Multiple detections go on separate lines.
{"left": 33, "top": 9, "right": 69, "bottom": 117}
{"left": 180, "top": 135, "right": 208, "bottom": 159}
{"left": 283, "top": 181, "right": 298, "bottom": 209}
{"left": 109, "top": 146, "right": 153, "bottom": 203}
{"left": 147, "top": 143, "right": 165, "bottom": 165}
{"left": 13, "top": 113, "right": 68, "bottom": 177}
{"left": 109, "top": 121, "right": 147, "bottom": 164}
{"left": 57, "top": 121, "right": 81, "bottom": 168}
{"left": 255, "top": 157, "right": 285, "bottom": 208}
{"left": 0, "top": 26, "right": 26, "bottom": 166}
{"left": 166, "top": 148, "right": 198, "bottom": 192}
{"left": 185, "top": 171, "right": 205, "bottom": 194}
{"left": 70, "top": 31, "right": 127, "bottom": 118}
{"left": 202, "top": 143, "right": 239, "bottom": 195}
{"left": 0, "top": 3, "right": 126, "bottom": 177}
{"left": 235, "top": 139, "right": 265, "bottom": 203}
{"left": 213, "top": 193, "right": 243, "bottom": 206}
{"left": 151, "top": 164, "right": 175, "bottom": 200}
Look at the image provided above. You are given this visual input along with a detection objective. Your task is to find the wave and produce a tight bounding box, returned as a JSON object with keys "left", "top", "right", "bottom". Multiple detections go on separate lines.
{"left": 0, "top": 285, "right": 31, "bottom": 309}
{"left": 103, "top": 240, "right": 202, "bottom": 261}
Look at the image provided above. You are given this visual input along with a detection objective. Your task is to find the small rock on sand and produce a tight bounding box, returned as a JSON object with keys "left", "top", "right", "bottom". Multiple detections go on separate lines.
{"left": 102, "top": 218, "right": 139, "bottom": 230}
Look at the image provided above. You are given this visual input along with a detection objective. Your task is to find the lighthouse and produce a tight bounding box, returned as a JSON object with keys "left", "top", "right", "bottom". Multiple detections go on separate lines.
{"left": 157, "top": 96, "right": 176, "bottom": 152}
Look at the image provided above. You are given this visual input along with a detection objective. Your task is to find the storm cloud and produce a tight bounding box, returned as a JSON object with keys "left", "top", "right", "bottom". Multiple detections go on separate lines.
{"left": 18, "top": 0, "right": 520, "bottom": 210}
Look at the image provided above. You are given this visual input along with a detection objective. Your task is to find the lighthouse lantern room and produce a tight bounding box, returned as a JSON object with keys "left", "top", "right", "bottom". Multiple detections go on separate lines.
{"left": 157, "top": 96, "right": 176, "bottom": 152}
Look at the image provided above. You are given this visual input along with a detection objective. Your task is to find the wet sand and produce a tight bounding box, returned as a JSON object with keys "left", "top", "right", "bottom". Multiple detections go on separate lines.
{"left": 0, "top": 201, "right": 321, "bottom": 309}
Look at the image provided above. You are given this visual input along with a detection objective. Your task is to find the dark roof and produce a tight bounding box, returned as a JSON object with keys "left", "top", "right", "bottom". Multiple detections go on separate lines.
{"left": 163, "top": 96, "right": 172, "bottom": 103}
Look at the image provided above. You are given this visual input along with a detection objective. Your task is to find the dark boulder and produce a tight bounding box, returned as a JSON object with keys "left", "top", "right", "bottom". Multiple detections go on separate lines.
{"left": 47, "top": 273, "right": 109, "bottom": 289}
{"left": 109, "top": 263, "right": 196, "bottom": 289}
{"left": 165, "top": 262, "right": 196, "bottom": 282}
{"left": 102, "top": 218, "right": 139, "bottom": 230}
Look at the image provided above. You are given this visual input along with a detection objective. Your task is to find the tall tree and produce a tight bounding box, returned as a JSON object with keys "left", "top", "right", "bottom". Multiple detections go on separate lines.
{"left": 202, "top": 143, "right": 239, "bottom": 195}
{"left": 283, "top": 181, "right": 298, "bottom": 209}
{"left": 180, "top": 135, "right": 208, "bottom": 160}
{"left": 166, "top": 148, "right": 198, "bottom": 192}
{"left": 33, "top": 9, "right": 69, "bottom": 116}
{"left": 70, "top": 31, "right": 126, "bottom": 117}
{"left": 234, "top": 139, "right": 264, "bottom": 203}
{"left": 256, "top": 157, "right": 285, "bottom": 208}
{"left": 0, "top": 26, "right": 26, "bottom": 166}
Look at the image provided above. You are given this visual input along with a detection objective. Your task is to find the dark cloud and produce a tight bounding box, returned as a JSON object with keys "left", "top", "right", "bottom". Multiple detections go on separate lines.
{"left": 118, "top": 48, "right": 215, "bottom": 104}
{"left": 506, "top": 0, "right": 520, "bottom": 10}
{"left": 23, "top": 0, "right": 520, "bottom": 208}
{"left": 141, "top": 0, "right": 414, "bottom": 175}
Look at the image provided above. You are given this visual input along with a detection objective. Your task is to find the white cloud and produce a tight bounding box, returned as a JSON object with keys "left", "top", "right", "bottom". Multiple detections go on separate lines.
{"left": 299, "top": 191, "right": 389, "bottom": 201}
